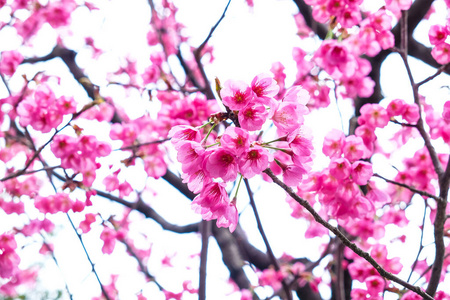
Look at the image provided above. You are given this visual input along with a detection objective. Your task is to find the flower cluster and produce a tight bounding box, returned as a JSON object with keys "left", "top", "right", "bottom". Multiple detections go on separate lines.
{"left": 0, "top": 50, "right": 23, "bottom": 76}
{"left": 170, "top": 74, "right": 313, "bottom": 231}
{"left": 429, "top": 23, "right": 450, "bottom": 65}
{"left": 50, "top": 134, "right": 111, "bottom": 187}
{"left": 17, "top": 84, "right": 77, "bottom": 133}
{"left": 0, "top": 233, "right": 20, "bottom": 279}
{"left": 304, "top": 0, "right": 363, "bottom": 28}
{"left": 295, "top": 128, "right": 375, "bottom": 222}
{"left": 34, "top": 192, "right": 85, "bottom": 214}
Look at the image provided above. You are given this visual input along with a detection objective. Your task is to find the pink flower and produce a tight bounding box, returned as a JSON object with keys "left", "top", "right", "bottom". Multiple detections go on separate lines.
{"left": 220, "top": 80, "right": 254, "bottom": 110}
{"left": 143, "top": 156, "right": 167, "bottom": 179}
{"left": 205, "top": 148, "right": 239, "bottom": 182}
{"left": 251, "top": 73, "right": 279, "bottom": 104}
{"left": 387, "top": 98, "right": 407, "bottom": 117}
{"left": 0, "top": 51, "right": 23, "bottom": 76}
{"left": 169, "top": 125, "right": 202, "bottom": 150}
{"left": 176, "top": 141, "right": 206, "bottom": 174}
{"left": 429, "top": 24, "right": 448, "bottom": 45}
{"left": 322, "top": 129, "right": 345, "bottom": 158}
{"left": 192, "top": 182, "right": 238, "bottom": 231}
{"left": 443, "top": 101, "right": 450, "bottom": 121}
{"left": 34, "top": 193, "right": 75, "bottom": 214}
{"left": 42, "top": 0, "right": 76, "bottom": 28}
{"left": 402, "top": 103, "right": 420, "bottom": 124}
{"left": 181, "top": 169, "right": 211, "bottom": 194}
{"left": 314, "top": 40, "right": 357, "bottom": 79}
{"left": 282, "top": 86, "right": 310, "bottom": 105}
{"left": 79, "top": 213, "right": 97, "bottom": 233}
{"left": 271, "top": 62, "right": 286, "bottom": 92}
{"left": 118, "top": 181, "right": 133, "bottom": 198}
{"left": 329, "top": 158, "right": 351, "bottom": 180}
{"left": 258, "top": 268, "right": 285, "bottom": 291}
{"left": 0, "top": 249, "right": 20, "bottom": 278}
{"left": 338, "top": 7, "right": 362, "bottom": 28}
{"left": 220, "top": 127, "right": 250, "bottom": 156}
{"left": 271, "top": 102, "right": 305, "bottom": 134}
{"left": 282, "top": 163, "right": 307, "bottom": 187}
{"left": 215, "top": 202, "right": 238, "bottom": 232}
{"left": 57, "top": 96, "right": 77, "bottom": 115}
{"left": 238, "top": 103, "right": 268, "bottom": 131}
{"left": 193, "top": 182, "right": 229, "bottom": 212}
{"left": 431, "top": 42, "right": 450, "bottom": 65}
{"left": 142, "top": 64, "right": 160, "bottom": 84}
{"left": 100, "top": 226, "right": 117, "bottom": 254}
{"left": 351, "top": 161, "right": 373, "bottom": 185}
{"left": 288, "top": 128, "right": 313, "bottom": 157}
{"left": 358, "top": 103, "right": 389, "bottom": 128}
{"left": 239, "top": 146, "right": 273, "bottom": 178}
{"left": 342, "top": 135, "right": 366, "bottom": 161}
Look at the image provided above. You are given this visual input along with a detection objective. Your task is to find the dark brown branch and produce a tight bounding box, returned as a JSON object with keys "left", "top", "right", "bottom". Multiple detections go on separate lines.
{"left": 94, "top": 189, "right": 200, "bottom": 233}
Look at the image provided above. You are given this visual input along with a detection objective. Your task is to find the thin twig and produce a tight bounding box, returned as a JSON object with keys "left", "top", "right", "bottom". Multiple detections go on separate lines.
{"left": 195, "top": 0, "right": 231, "bottom": 56}
{"left": 114, "top": 138, "right": 170, "bottom": 151}
{"left": 416, "top": 63, "right": 450, "bottom": 87}
{"left": 66, "top": 214, "right": 111, "bottom": 300}
{"left": 121, "top": 238, "right": 164, "bottom": 290}
{"left": 373, "top": 173, "right": 443, "bottom": 202}
{"left": 39, "top": 237, "right": 74, "bottom": 300}
{"left": 406, "top": 199, "right": 427, "bottom": 283}
{"left": 1, "top": 117, "right": 73, "bottom": 182}
{"left": 192, "top": 0, "right": 232, "bottom": 100}
{"left": 244, "top": 178, "right": 292, "bottom": 300}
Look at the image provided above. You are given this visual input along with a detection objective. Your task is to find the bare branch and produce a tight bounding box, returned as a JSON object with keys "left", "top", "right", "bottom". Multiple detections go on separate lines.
{"left": 244, "top": 178, "right": 292, "bottom": 300}
{"left": 373, "top": 173, "right": 443, "bottom": 202}
{"left": 195, "top": 0, "right": 231, "bottom": 57}
{"left": 66, "top": 214, "right": 111, "bottom": 300}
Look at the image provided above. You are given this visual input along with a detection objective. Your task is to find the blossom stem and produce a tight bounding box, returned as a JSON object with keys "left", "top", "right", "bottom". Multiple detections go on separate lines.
{"left": 198, "top": 121, "right": 214, "bottom": 129}
{"left": 260, "top": 136, "right": 287, "bottom": 145}
{"left": 204, "top": 142, "right": 220, "bottom": 149}
{"left": 233, "top": 175, "right": 243, "bottom": 201}
{"left": 201, "top": 123, "right": 217, "bottom": 145}
{"left": 262, "top": 145, "right": 289, "bottom": 152}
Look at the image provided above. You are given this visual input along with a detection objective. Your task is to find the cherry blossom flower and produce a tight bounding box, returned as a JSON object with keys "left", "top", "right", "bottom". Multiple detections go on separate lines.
{"left": 220, "top": 80, "right": 253, "bottom": 110}
{"left": 205, "top": 148, "right": 239, "bottom": 182}
{"left": 0, "top": 51, "right": 23, "bottom": 76}
{"left": 239, "top": 146, "right": 273, "bottom": 178}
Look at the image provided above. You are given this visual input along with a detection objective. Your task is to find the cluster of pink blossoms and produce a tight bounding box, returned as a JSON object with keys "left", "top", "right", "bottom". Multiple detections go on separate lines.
{"left": 17, "top": 84, "right": 77, "bottom": 133}
{"left": 34, "top": 192, "right": 86, "bottom": 214}
{"left": 304, "top": 0, "right": 363, "bottom": 28}
{"left": 10, "top": 0, "right": 77, "bottom": 41}
{"left": 429, "top": 23, "right": 450, "bottom": 65}
{"left": 0, "top": 50, "right": 23, "bottom": 76}
{"left": 50, "top": 134, "right": 112, "bottom": 187}
{"left": 0, "top": 233, "right": 20, "bottom": 279}
{"left": 170, "top": 73, "right": 313, "bottom": 231}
